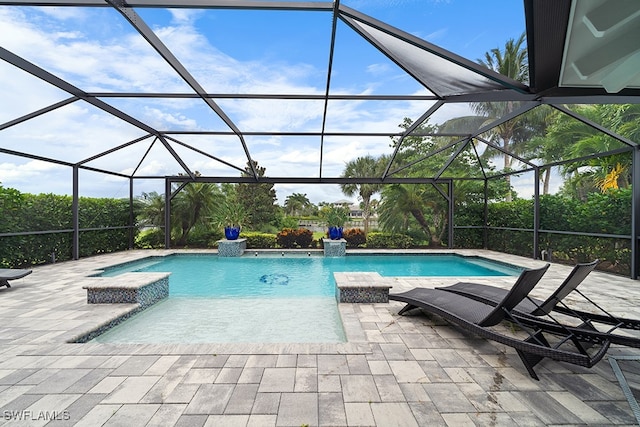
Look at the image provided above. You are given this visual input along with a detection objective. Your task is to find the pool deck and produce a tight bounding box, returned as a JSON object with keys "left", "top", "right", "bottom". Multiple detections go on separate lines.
{"left": 1, "top": 249, "right": 640, "bottom": 426}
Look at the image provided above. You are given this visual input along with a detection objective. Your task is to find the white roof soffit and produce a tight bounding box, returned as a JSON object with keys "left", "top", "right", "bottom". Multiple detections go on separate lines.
{"left": 560, "top": 0, "right": 640, "bottom": 93}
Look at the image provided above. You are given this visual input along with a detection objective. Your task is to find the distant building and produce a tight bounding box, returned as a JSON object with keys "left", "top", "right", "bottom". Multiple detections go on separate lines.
{"left": 331, "top": 199, "right": 352, "bottom": 207}
{"left": 347, "top": 204, "right": 363, "bottom": 218}
{"left": 331, "top": 200, "right": 370, "bottom": 219}
{"left": 301, "top": 199, "right": 378, "bottom": 231}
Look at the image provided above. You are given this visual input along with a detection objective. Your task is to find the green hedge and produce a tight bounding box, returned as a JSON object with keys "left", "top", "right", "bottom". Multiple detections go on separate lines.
{"left": 0, "top": 187, "right": 135, "bottom": 268}
{"left": 135, "top": 229, "right": 165, "bottom": 249}
{"left": 244, "top": 232, "right": 277, "bottom": 249}
{"left": 452, "top": 228, "right": 483, "bottom": 249}
{"left": 365, "top": 232, "right": 413, "bottom": 249}
{"left": 454, "top": 190, "right": 632, "bottom": 275}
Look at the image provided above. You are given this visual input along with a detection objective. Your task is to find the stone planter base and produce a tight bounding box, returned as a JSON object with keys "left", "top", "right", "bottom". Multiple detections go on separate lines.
{"left": 323, "top": 238, "right": 346, "bottom": 257}
{"left": 334, "top": 272, "right": 392, "bottom": 303}
{"left": 218, "top": 238, "right": 247, "bottom": 257}
{"left": 83, "top": 273, "right": 170, "bottom": 307}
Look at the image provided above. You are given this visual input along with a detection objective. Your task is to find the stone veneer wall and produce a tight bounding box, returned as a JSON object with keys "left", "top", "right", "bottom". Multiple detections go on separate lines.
{"left": 85, "top": 276, "right": 169, "bottom": 307}
{"left": 323, "top": 239, "right": 346, "bottom": 257}
{"left": 337, "top": 286, "right": 390, "bottom": 303}
{"left": 333, "top": 272, "right": 392, "bottom": 303}
{"left": 218, "top": 239, "right": 247, "bottom": 257}
{"left": 76, "top": 275, "right": 169, "bottom": 343}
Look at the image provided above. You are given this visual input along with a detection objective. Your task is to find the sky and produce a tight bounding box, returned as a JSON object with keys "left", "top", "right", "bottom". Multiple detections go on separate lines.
{"left": 0, "top": 1, "right": 530, "bottom": 205}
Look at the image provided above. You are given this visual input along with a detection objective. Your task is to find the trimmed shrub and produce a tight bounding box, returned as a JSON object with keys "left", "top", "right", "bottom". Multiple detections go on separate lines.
{"left": 135, "top": 229, "right": 165, "bottom": 249}
{"left": 276, "top": 228, "right": 297, "bottom": 248}
{"left": 294, "top": 228, "right": 314, "bottom": 248}
{"left": 186, "top": 228, "right": 223, "bottom": 248}
{"left": 366, "top": 232, "right": 413, "bottom": 249}
{"left": 343, "top": 228, "right": 366, "bottom": 248}
{"left": 244, "top": 231, "right": 277, "bottom": 249}
{"left": 276, "top": 228, "right": 314, "bottom": 248}
{"left": 0, "top": 188, "right": 136, "bottom": 268}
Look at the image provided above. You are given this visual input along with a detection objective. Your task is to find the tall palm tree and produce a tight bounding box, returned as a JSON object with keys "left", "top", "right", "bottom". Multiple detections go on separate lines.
{"left": 284, "top": 193, "right": 312, "bottom": 216}
{"left": 478, "top": 33, "right": 528, "bottom": 83}
{"left": 340, "top": 155, "right": 385, "bottom": 234}
{"left": 475, "top": 32, "right": 529, "bottom": 201}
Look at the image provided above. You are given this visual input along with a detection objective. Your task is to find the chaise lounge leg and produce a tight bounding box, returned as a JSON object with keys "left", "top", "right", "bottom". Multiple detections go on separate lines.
{"left": 0, "top": 280, "right": 9, "bottom": 288}
{"left": 398, "top": 304, "right": 417, "bottom": 315}
{"left": 516, "top": 349, "right": 541, "bottom": 380}
{"left": 516, "top": 330, "right": 550, "bottom": 380}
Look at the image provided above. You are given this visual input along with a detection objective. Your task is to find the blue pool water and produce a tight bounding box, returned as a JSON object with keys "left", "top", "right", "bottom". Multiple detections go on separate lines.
{"left": 99, "top": 254, "right": 519, "bottom": 298}
{"left": 92, "top": 254, "right": 520, "bottom": 344}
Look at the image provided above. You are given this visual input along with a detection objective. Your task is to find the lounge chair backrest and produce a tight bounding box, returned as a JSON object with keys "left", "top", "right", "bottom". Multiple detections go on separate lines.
{"left": 531, "top": 259, "right": 599, "bottom": 316}
{"left": 478, "top": 264, "right": 550, "bottom": 327}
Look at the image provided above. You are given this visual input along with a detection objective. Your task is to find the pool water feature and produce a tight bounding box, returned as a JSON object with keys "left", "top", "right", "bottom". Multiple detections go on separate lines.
{"left": 92, "top": 254, "right": 521, "bottom": 344}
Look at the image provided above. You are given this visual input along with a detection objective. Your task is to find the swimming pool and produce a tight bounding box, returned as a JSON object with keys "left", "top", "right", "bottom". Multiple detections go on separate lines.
{"left": 91, "top": 253, "right": 521, "bottom": 344}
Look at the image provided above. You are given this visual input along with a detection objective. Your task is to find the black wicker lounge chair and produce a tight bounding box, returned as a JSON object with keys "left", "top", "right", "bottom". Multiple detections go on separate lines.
{"left": 0, "top": 268, "right": 32, "bottom": 288}
{"left": 437, "top": 260, "right": 640, "bottom": 349}
{"left": 390, "top": 264, "right": 611, "bottom": 380}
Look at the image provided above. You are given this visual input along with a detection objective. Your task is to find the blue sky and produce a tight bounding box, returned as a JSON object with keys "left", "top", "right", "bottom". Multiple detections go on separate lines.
{"left": 0, "top": 1, "right": 528, "bottom": 204}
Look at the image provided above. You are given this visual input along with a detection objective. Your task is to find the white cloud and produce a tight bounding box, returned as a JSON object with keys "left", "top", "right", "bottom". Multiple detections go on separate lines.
{"left": 39, "top": 7, "right": 88, "bottom": 21}
{"left": 121, "top": 160, "right": 169, "bottom": 177}
{"left": 0, "top": 160, "right": 71, "bottom": 193}
{"left": 144, "top": 107, "right": 199, "bottom": 129}
{"left": 366, "top": 63, "right": 391, "bottom": 75}
{"left": 168, "top": 9, "right": 204, "bottom": 26}
{"left": 423, "top": 28, "right": 448, "bottom": 42}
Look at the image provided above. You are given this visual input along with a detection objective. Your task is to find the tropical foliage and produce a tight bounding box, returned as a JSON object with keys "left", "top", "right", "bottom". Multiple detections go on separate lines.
{"left": 343, "top": 228, "right": 366, "bottom": 248}
{"left": 237, "top": 160, "right": 279, "bottom": 231}
{"left": 374, "top": 117, "right": 506, "bottom": 247}
{"left": 276, "top": 228, "right": 314, "bottom": 249}
{"left": 320, "top": 205, "right": 349, "bottom": 228}
{"left": 0, "top": 185, "right": 133, "bottom": 268}
{"left": 474, "top": 32, "right": 530, "bottom": 202}
{"left": 284, "top": 193, "right": 316, "bottom": 216}
{"left": 135, "top": 162, "right": 279, "bottom": 247}
{"left": 171, "top": 180, "right": 222, "bottom": 246}
{"left": 340, "top": 155, "right": 384, "bottom": 234}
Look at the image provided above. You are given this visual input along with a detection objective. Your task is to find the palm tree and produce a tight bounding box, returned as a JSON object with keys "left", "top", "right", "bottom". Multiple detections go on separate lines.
{"left": 545, "top": 104, "right": 634, "bottom": 197}
{"left": 475, "top": 32, "right": 529, "bottom": 201}
{"left": 137, "top": 191, "right": 165, "bottom": 227}
{"left": 378, "top": 184, "right": 447, "bottom": 246}
{"left": 172, "top": 181, "right": 222, "bottom": 246}
{"left": 284, "top": 193, "right": 312, "bottom": 216}
{"left": 478, "top": 33, "right": 528, "bottom": 83}
{"left": 340, "top": 155, "right": 385, "bottom": 234}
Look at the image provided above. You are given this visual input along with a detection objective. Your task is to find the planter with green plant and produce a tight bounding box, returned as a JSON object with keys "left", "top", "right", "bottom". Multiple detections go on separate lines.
{"left": 322, "top": 205, "right": 349, "bottom": 240}
{"left": 214, "top": 197, "right": 247, "bottom": 241}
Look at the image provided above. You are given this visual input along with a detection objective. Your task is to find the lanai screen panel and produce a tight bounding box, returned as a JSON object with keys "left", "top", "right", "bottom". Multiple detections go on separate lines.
{"left": 339, "top": 14, "right": 516, "bottom": 98}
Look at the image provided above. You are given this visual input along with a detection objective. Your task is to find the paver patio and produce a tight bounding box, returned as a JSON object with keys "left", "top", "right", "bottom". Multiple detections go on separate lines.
{"left": 1, "top": 249, "right": 639, "bottom": 426}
